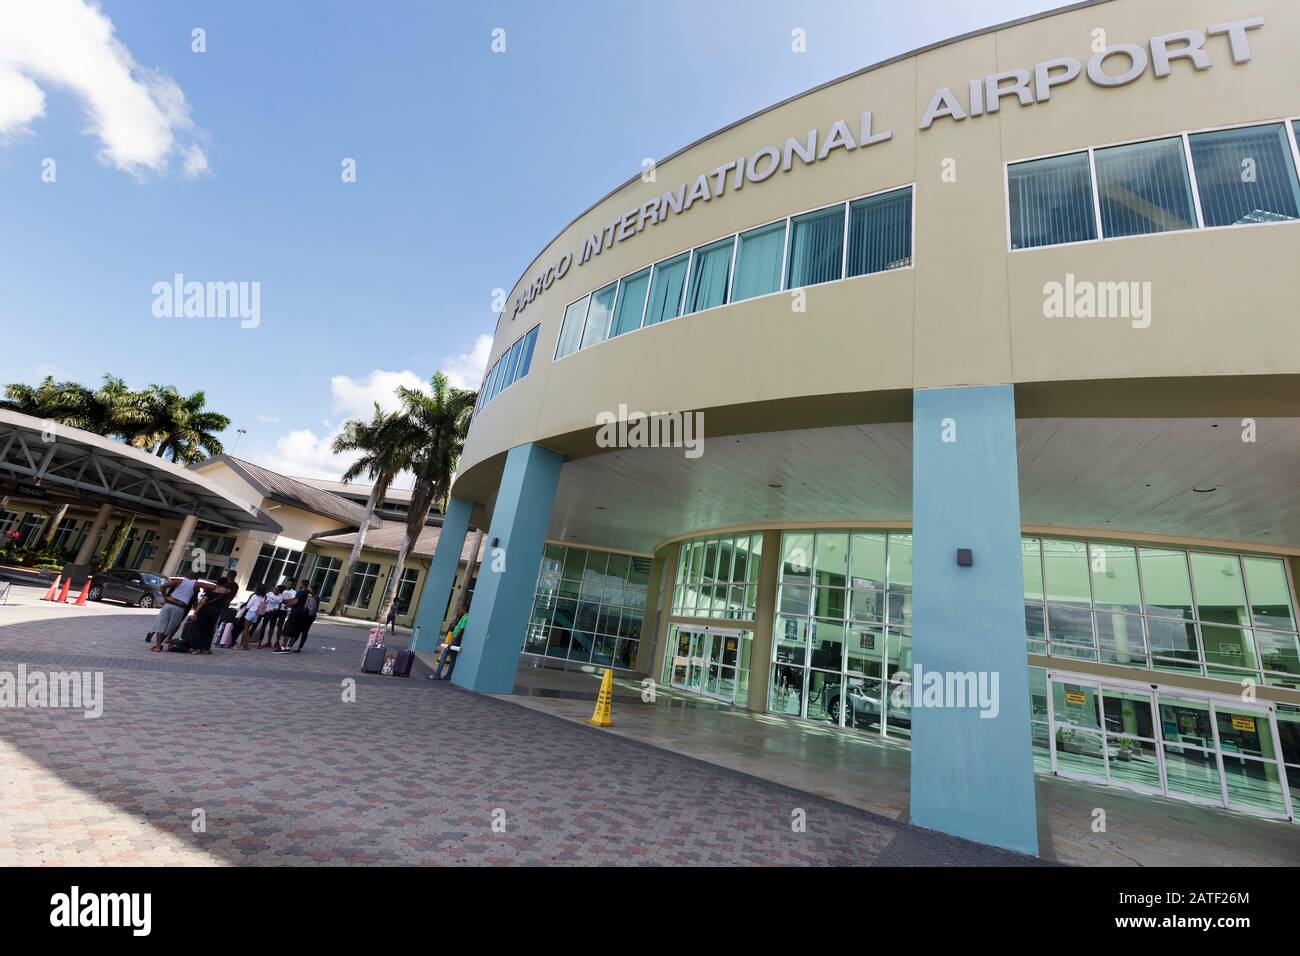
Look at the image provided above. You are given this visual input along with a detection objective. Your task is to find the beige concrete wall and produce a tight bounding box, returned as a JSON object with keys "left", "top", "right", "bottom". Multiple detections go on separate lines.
{"left": 461, "top": 0, "right": 1300, "bottom": 488}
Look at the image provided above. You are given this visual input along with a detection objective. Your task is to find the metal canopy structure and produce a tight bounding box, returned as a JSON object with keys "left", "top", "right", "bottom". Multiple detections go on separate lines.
{"left": 0, "top": 409, "right": 277, "bottom": 532}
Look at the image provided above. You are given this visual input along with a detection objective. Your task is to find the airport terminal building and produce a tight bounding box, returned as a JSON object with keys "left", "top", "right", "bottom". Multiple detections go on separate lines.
{"left": 413, "top": 0, "right": 1300, "bottom": 853}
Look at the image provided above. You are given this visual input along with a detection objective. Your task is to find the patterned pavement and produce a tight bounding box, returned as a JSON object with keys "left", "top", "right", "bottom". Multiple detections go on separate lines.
{"left": 0, "top": 593, "right": 1043, "bottom": 865}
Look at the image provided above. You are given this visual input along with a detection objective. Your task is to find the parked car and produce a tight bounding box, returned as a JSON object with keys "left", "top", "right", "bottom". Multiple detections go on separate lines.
{"left": 87, "top": 569, "right": 171, "bottom": 608}
{"left": 826, "top": 679, "right": 912, "bottom": 730}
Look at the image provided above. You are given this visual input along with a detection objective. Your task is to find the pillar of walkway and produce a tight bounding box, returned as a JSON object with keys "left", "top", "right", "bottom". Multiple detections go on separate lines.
{"left": 74, "top": 503, "right": 113, "bottom": 565}
{"left": 160, "top": 514, "right": 199, "bottom": 577}
{"left": 410, "top": 496, "right": 472, "bottom": 651}
{"left": 910, "top": 384, "right": 1038, "bottom": 856}
{"left": 453, "top": 443, "right": 562, "bottom": 694}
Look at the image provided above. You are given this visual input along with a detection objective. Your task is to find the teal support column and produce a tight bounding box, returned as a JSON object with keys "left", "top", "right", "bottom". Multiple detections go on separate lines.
{"left": 910, "top": 385, "right": 1038, "bottom": 856}
{"left": 410, "top": 496, "right": 472, "bottom": 651}
{"left": 453, "top": 442, "right": 562, "bottom": 693}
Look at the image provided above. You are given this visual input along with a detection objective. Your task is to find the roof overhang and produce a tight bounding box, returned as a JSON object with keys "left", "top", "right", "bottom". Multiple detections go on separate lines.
{"left": 0, "top": 410, "right": 279, "bottom": 532}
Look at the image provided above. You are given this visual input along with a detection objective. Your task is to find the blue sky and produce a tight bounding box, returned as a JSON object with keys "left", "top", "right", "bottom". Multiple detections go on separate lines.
{"left": 0, "top": 0, "right": 1077, "bottom": 480}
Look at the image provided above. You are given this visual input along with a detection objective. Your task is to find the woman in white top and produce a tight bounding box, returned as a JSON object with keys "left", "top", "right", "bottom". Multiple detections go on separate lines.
{"left": 237, "top": 583, "right": 269, "bottom": 650}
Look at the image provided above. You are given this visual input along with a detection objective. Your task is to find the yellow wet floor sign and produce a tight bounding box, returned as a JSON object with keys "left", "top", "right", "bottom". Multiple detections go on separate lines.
{"left": 587, "top": 668, "right": 614, "bottom": 727}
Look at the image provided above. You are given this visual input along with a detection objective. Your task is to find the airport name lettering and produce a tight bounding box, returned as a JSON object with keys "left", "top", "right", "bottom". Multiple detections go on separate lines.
{"left": 511, "top": 16, "right": 1261, "bottom": 319}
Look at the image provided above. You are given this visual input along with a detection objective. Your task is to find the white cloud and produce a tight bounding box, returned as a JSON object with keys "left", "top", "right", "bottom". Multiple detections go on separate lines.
{"left": 261, "top": 355, "right": 489, "bottom": 480}
{"left": 0, "top": 0, "right": 208, "bottom": 177}
{"left": 329, "top": 369, "right": 430, "bottom": 420}
{"left": 441, "top": 334, "right": 492, "bottom": 390}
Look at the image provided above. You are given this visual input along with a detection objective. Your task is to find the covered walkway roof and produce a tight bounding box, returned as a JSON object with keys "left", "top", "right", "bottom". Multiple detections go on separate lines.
{"left": 0, "top": 409, "right": 277, "bottom": 532}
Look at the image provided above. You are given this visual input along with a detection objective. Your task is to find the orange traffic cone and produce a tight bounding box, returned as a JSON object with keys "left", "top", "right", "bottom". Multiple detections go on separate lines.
{"left": 74, "top": 577, "right": 93, "bottom": 606}
{"left": 40, "top": 576, "right": 62, "bottom": 601}
{"left": 55, "top": 578, "right": 72, "bottom": 603}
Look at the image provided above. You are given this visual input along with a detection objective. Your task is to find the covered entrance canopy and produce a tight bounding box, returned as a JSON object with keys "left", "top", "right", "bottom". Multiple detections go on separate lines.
{"left": 0, "top": 409, "right": 275, "bottom": 531}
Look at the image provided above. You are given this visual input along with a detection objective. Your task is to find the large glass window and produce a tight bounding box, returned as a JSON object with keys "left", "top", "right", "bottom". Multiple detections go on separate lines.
{"left": 515, "top": 325, "right": 539, "bottom": 379}
{"left": 731, "top": 221, "right": 786, "bottom": 301}
{"left": 786, "top": 204, "right": 844, "bottom": 288}
{"left": 308, "top": 555, "right": 341, "bottom": 603}
{"left": 847, "top": 187, "right": 912, "bottom": 276}
{"left": 1025, "top": 537, "right": 1300, "bottom": 687}
{"left": 610, "top": 268, "right": 650, "bottom": 338}
{"left": 579, "top": 282, "right": 617, "bottom": 349}
{"left": 770, "top": 530, "right": 912, "bottom": 739}
{"left": 556, "top": 295, "right": 589, "bottom": 359}
{"left": 1008, "top": 151, "right": 1096, "bottom": 249}
{"left": 1189, "top": 123, "right": 1300, "bottom": 226}
{"left": 1094, "top": 137, "right": 1197, "bottom": 237}
{"left": 672, "top": 533, "right": 761, "bottom": 621}
{"left": 643, "top": 253, "right": 688, "bottom": 326}
{"left": 684, "top": 238, "right": 733, "bottom": 314}
{"left": 529, "top": 544, "right": 649, "bottom": 671}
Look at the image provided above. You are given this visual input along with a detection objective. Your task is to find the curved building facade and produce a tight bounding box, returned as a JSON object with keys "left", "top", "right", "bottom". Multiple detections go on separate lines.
{"left": 415, "top": 0, "right": 1300, "bottom": 853}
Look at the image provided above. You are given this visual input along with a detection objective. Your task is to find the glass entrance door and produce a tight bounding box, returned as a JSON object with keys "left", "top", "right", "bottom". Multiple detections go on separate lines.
{"left": 668, "top": 627, "right": 740, "bottom": 702}
{"left": 1047, "top": 671, "right": 1293, "bottom": 819}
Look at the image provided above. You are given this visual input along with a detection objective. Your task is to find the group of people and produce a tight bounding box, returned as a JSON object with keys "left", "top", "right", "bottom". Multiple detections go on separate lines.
{"left": 144, "top": 568, "right": 319, "bottom": 655}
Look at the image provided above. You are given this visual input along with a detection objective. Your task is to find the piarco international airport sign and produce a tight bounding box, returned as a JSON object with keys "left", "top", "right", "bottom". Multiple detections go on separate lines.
{"left": 509, "top": 15, "right": 1263, "bottom": 322}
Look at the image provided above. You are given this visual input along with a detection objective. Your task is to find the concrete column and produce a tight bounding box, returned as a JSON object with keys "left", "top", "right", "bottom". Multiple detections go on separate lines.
{"left": 410, "top": 496, "right": 472, "bottom": 651}
{"left": 745, "top": 529, "right": 782, "bottom": 713}
{"left": 453, "top": 443, "right": 562, "bottom": 694}
{"left": 161, "top": 514, "right": 199, "bottom": 577}
{"left": 443, "top": 527, "right": 483, "bottom": 631}
{"left": 649, "top": 543, "right": 680, "bottom": 684}
{"left": 910, "top": 385, "right": 1038, "bottom": 856}
{"left": 74, "top": 503, "right": 113, "bottom": 565}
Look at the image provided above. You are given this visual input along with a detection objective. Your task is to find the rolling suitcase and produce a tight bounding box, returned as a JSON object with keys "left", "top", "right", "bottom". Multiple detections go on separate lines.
{"left": 393, "top": 648, "right": 415, "bottom": 678}
{"left": 362, "top": 644, "right": 386, "bottom": 674}
{"left": 381, "top": 654, "right": 396, "bottom": 676}
{"left": 218, "top": 622, "right": 235, "bottom": 647}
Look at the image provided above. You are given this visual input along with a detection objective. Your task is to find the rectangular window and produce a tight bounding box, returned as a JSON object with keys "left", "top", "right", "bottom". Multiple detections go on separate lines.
{"left": 610, "top": 268, "right": 651, "bottom": 338}
{"left": 501, "top": 337, "right": 524, "bottom": 390}
{"left": 51, "top": 517, "right": 79, "bottom": 550}
{"left": 309, "top": 556, "right": 341, "bottom": 603}
{"left": 786, "top": 204, "right": 845, "bottom": 288}
{"left": 0, "top": 511, "right": 16, "bottom": 534}
{"left": 1189, "top": 123, "right": 1300, "bottom": 226}
{"left": 555, "top": 295, "right": 589, "bottom": 359}
{"left": 17, "top": 514, "right": 46, "bottom": 548}
{"left": 579, "top": 282, "right": 617, "bottom": 349}
{"left": 684, "top": 238, "right": 733, "bottom": 314}
{"left": 1094, "top": 137, "right": 1196, "bottom": 238}
{"left": 643, "top": 253, "right": 689, "bottom": 326}
{"left": 1008, "top": 151, "right": 1096, "bottom": 249}
{"left": 515, "top": 325, "right": 539, "bottom": 380}
{"left": 477, "top": 363, "right": 496, "bottom": 409}
{"left": 395, "top": 567, "right": 420, "bottom": 612}
{"left": 345, "top": 561, "right": 380, "bottom": 608}
{"left": 486, "top": 357, "right": 505, "bottom": 402}
{"left": 731, "top": 221, "right": 786, "bottom": 301}
{"left": 847, "top": 187, "right": 912, "bottom": 276}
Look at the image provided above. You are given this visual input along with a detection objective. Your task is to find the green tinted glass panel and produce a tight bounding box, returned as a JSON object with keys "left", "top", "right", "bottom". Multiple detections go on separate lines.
{"left": 1042, "top": 538, "right": 1091, "bottom": 605}
{"left": 814, "top": 533, "right": 848, "bottom": 588}
{"left": 886, "top": 534, "right": 912, "bottom": 588}
{"left": 610, "top": 268, "right": 650, "bottom": 338}
{"left": 1090, "top": 543, "right": 1141, "bottom": 612}
{"left": 1190, "top": 552, "right": 1248, "bottom": 626}
{"left": 850, "top": 533, "right": 886, "bottom": 589}
{"left": 1140, "top": 548, "right": 1194, "bottom": 619}
{"left": 731, "top": 221, "right": 785, "bottom": 301}
{"left": 1242, "top": 556, "right": 1296, "bottom": 631}
{"left": 644, "top": 253, "right": 688, "bottom": 326}
{"left": 1022, "top": 537, "right": 1043, "bottom": 601}
{"left": 556, "top": 296, "right": 589, "bottom": 359}
{"left": 684, "top": 238, "right": 733, "bottom": 314}
{"left": 579, "top": 283, "right": 617, "bottom": 349}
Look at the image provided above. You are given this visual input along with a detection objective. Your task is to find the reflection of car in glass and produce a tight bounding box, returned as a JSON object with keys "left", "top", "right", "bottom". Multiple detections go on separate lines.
{"left": 87, "top": 569, "right": 170, "bottom": 607}
{"left": 825, "top": 679, "right": 911, "bottom": 730}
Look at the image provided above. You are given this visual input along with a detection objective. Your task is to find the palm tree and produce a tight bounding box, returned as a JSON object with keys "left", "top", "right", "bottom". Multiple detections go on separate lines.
{"left": 329, "top": 405, "right": 407, "bottom": 614}
{"left": 2, "top": 373, "right": 150, "bottom": 439}
{"left": 374, "top": 372, "right": 476, "bottom": 623}
{"left": 132, "top": 385, "right": 230, "bottom": 463}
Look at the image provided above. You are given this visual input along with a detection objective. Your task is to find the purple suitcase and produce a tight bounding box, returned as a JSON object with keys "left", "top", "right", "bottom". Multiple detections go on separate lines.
{"left": 362, "top": 644, "right": 386, "bottom": 674}
{"left": 393, "top": 649, "right": 415, "bottom": 677}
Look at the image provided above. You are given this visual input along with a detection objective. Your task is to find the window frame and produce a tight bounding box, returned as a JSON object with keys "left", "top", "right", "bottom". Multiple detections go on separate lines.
{"left": 1006, "top": 116, "right": 1300, "bottom": 252}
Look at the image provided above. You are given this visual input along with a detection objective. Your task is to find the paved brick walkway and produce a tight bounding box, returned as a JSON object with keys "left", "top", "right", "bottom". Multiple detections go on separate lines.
{"left": 0, "top": 597, "right": 1042, "bottom": 865}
